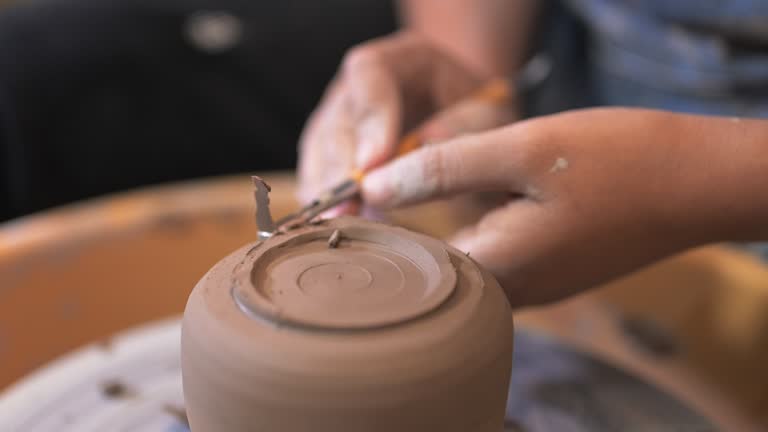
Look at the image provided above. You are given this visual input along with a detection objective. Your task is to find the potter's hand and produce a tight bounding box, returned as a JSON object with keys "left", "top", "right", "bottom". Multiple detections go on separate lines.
{"left": 361, "top": 108, "right": 768, "bottom": 307}
{"left": 297, "top": 31, "right": 515, "bottom": 215}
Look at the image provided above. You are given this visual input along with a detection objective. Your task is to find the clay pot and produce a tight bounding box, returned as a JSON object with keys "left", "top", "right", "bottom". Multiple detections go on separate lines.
{"left": 181, "top": 217, "right": 513, "bottom": 431}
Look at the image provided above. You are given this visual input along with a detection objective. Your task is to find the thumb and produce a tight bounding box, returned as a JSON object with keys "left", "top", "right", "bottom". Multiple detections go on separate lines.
{"left": 361, "top": 127, "right": 526, "bottom": 208}
{"left": 448, "top": 202, "right": 560, "bottom": 308}
{"left": 344, "top": 53, "right": 402, "bottom": 170}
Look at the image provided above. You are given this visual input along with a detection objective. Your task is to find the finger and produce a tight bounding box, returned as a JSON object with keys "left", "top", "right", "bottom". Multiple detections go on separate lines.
{"left": 343, "top": 31, "right": 476, "bottom": 170}
{"left": 297, "top": 78, "right": 342, "bottom": 202}
{"left": 361, "top": 126, "right": 527, "bottom": 208}
{"left": 419, "top": 98, "right": 517, "bottom": 144}
{"left": 365, "top": 32, "right": 480, "bottom": 107}
{"left": 359, "top": 205, "right": 388, "bottom": 222}
{"left": 297, "top": 78, "right": 356, "bottom": 205}
{"left": 319, "top": 200, "right": 360, "bottom": 219}
{"left": 341, "top": 49, "right": 402, "bottom": 170}
{"left": 449, "top": 201, "right": 566, "bottom": 308}
{"left": 358, "top": 32, "right": 444, "bottom": 91}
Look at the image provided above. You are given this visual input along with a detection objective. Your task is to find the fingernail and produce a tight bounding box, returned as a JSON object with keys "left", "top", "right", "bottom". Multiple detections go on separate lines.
{"left": 363, "top": 153, "right": 437, "bottom": 207}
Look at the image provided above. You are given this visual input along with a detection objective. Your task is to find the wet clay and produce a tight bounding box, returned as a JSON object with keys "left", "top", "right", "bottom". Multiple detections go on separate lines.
{"left": 231, "top": 218, "right": 457, "bottom": 329}
{"left": 327, "top": 229, "right": 341, "bottom": 248}
{"left": 181, "top": 216, "right": 514, "bottom": 431}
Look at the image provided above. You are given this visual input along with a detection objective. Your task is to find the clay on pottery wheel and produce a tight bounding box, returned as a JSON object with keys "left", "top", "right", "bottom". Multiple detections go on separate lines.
{"left": 181, "top": 217, "right": 514, "bottom": 431}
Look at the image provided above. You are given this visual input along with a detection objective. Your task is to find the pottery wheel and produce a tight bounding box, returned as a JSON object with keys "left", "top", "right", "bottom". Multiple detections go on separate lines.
{"left": 0, "top": 319, "right": 715, "bottom": 431}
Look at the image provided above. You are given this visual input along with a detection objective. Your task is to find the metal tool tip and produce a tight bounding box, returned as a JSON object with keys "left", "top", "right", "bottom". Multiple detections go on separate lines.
{"left": 251, "top": 175, "right": 271, "bottom": 192}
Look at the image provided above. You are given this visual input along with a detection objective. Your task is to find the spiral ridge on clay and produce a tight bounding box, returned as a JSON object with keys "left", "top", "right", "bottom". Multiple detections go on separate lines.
{"left": 231, "top": 219, "right": 457, "bottom": 329}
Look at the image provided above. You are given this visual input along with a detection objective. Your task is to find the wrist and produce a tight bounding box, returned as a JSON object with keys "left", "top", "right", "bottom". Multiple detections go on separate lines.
{"left": 663, "top": 114, "right": 768, "bottom": 244}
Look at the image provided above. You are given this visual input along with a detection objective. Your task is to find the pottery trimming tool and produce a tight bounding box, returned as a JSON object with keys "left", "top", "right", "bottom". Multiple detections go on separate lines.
{"left": 272, "top": 53, "right": 552, "bottom": 233}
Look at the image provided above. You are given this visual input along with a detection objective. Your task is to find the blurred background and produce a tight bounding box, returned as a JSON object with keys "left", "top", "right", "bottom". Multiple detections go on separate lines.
{"left": 0, "top": 0, "right": 396, "bottom": 221}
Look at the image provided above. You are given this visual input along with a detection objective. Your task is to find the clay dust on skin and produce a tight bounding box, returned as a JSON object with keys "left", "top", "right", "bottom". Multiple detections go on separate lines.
{"left": 373, "top": 153, "right": 440, "bottom": 206}
{"left": 549, "top": 157, "right": 569, "bottom": 173}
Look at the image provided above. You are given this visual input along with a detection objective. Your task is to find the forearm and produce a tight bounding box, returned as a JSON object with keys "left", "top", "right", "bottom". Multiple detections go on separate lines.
{"left": 664, "top": 114, "right": 768, "bottom": 243}
{"left": 398, "top": 0, "right": 540, "bottom": 77}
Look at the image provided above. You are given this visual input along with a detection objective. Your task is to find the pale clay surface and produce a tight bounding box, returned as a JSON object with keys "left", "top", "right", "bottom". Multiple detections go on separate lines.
{"left": 181, "top": 217, "right": 514, "bottom": 431}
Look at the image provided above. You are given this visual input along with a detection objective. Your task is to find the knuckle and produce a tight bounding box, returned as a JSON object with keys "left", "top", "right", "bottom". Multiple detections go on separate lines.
{"left": 340, "top": 46, "right": 391, "bottom": 111}
{"left": 507, "top": 119, "right": 556, "bottom": 173}
{"left": 342, "top": 45, "right": 381, "bottom": 73}
{"left": 422, "top": 144, "right": 453, "bottom": 195}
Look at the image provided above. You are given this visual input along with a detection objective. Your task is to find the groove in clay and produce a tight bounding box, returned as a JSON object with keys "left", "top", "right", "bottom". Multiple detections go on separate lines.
{"left": 182, "top": 216, "right": 514, "bottom": 431}
{"left": 231, "top": 218, "right": 457, "bottom": 329}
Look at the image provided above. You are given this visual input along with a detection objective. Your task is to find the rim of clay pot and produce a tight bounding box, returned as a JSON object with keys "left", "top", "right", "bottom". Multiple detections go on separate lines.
{"left": 231, "top": 219, "right": 457, "bottom": 330}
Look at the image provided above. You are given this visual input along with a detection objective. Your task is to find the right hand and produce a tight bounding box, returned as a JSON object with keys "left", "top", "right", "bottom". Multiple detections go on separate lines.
{"left": 360, "top": 108, "right": 768, "bottom": 307}
{"left": 297, "top": 31, "right": 515, "bottom": 215}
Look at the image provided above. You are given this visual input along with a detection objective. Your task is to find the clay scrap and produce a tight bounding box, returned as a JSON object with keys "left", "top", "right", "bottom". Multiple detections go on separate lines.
{"left": 327, "top": 229, "right": 341, "bottom": 248}
{"left": 252, "top": 176, "right": 275, "bottom": 238}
